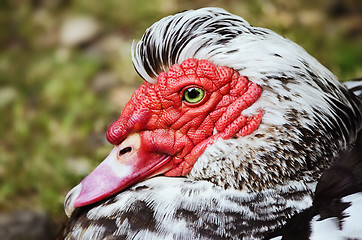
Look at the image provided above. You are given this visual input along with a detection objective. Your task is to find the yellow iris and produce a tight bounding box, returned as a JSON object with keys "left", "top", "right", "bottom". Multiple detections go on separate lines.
{"left": 183, "top": 87, "right": 205, "bottom": 104}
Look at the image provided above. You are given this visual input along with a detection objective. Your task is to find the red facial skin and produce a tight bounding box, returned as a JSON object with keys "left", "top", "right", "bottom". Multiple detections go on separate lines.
{"left": 107, "top": 58, "right": 263, "bottom": 176}
{"left": 72, "top": 58, "right": 263, "bottom": 208}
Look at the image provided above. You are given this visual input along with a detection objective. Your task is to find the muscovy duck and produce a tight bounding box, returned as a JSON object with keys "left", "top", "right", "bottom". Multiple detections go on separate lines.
{"left": 59, "top": 8, "right": 362, "bottom": 239}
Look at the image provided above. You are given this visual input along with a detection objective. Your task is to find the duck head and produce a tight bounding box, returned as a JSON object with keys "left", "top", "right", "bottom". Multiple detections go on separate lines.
{"left": 67, "top": 58, "right": 263, "bottom": 213}
{"left": 64, "top": 8, "right": 361, "bottom": 217}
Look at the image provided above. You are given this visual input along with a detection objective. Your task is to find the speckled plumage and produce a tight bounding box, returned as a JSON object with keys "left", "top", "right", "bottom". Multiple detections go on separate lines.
{"left": 60, "top": 8, "right": 362, "bottom": 240}
{"left": 62, "top": 177, "right": 314, "bottom": 239}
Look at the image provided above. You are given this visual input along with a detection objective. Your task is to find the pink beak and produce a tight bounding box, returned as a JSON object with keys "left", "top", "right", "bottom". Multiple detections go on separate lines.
{"left": 65, "top": 133, "right": 172, "bottom": 216}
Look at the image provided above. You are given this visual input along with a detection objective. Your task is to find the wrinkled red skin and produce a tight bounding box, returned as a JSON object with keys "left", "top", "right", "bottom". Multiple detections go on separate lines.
{"left": 107, "top": 59, "right": 263, "bottom": 176}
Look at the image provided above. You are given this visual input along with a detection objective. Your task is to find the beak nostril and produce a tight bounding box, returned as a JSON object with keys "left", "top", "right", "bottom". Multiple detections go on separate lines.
{"left": 118, "top": 147, "right": 133, "bottom": 156}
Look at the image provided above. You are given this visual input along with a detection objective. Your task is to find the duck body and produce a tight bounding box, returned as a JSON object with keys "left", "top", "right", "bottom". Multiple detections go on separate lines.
{"left": 60, "top": 7, "right": 362, "bottom": 240}
{"left": 62, "top": 177, "right": 315, "bottom": 239}
{"left": 268, "top": 128, "right": 362, "bottom": 240}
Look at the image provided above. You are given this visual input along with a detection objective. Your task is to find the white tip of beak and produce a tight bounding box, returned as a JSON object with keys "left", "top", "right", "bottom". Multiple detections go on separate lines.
{"left": 64, "top": 183, "right": 82, "bottom": 217}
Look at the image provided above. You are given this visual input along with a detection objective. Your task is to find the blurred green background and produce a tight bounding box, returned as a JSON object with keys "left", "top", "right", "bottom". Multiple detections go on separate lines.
{"left": 0, "top": 0, "right": 361, "bottom": 237}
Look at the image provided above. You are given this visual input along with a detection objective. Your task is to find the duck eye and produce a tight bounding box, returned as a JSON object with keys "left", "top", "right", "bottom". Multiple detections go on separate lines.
{"left": 182, "top": 87, "right": 205, "bottom": 104}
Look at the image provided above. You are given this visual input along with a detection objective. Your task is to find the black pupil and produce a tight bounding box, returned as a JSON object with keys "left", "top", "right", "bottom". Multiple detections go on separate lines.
{"left": 188, "top": 88, "right": 199, "bottom": 99}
